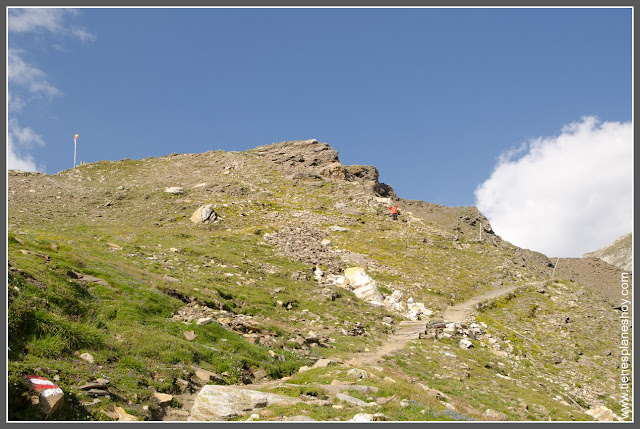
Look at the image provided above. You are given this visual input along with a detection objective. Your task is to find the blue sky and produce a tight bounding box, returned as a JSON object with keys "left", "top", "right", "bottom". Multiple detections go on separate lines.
{"left": 7, "top": 7, "right": 633, "bottom": 257}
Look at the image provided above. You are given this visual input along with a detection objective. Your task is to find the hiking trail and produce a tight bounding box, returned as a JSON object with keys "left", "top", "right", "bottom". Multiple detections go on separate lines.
{"left": 165, "top": 282, "right": 537, "bottom": 420}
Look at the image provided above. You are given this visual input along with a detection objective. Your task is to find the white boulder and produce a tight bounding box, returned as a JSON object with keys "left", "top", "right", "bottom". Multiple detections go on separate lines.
{"left": 165, "top": 187, "right": 184, "bottom": 194}
{"left": 189, "top": 385, "right": 300, "bottom": 421}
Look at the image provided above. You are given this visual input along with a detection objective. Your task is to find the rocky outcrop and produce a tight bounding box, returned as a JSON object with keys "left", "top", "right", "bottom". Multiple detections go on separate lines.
{"left": 253, "top": 139, "right": 341, "bottom": 179}
{"left": 252, "top": 139, "right": 395, "bottom": 196}
{"left": 583, "top": 233, "right": 632, "bottom": 272}
{"left": 326, "top": 267, "right": 432, "bottom": 319}
{"left": 345, "top": 165, "right": 397, "bottom": 199}
{"left": 188, "top": 385, "right": 301, "bottom": 421}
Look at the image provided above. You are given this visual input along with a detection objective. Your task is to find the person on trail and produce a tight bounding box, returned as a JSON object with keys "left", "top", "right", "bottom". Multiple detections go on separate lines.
{"left": 387, "top": 203, "right": 400, "bottom": 221}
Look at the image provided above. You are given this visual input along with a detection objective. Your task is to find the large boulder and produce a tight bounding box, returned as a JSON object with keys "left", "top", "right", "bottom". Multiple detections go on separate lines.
{"left": 344, "top": 267, "right": 373, "bottom": 288}
{"left": 353, "top": 283, "right": 384, "bottom": 304}
{"left": 586, "top": 405, "right": 619, "bottom": 421}
{"left": 344, "top": 267, "right": 383, "bottom": 304}
{"left": 188, "top": 385, "right": 301, "bottom": 421}
{"left": 190, "top": 204, "right": 219, "bottom": 224}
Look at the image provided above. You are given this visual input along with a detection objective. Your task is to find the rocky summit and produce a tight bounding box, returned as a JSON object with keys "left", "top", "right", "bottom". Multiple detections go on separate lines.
{"left": 7, "top": 140, "right": 631, "bottom": 422}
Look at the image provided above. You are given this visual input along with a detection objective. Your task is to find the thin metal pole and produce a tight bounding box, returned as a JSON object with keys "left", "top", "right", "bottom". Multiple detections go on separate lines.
{"left": 74, "top": 140, "right": 77, "bottom": 168}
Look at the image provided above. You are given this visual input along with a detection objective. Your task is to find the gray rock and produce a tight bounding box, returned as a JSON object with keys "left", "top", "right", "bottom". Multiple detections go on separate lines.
{"left": 318, "top": 384, "right": 379, "bottom": 395}
{"left": 193, "top": 366, "right": 223, "bottom": 383}
{"left": 459, "top": 339, "right": 473, "bottom": 349}
{"left": 80, "top": 353, "right": 95, "bottom": 364}
{"left": 165, "top": 187, "right": 185, "bottom": 194}
{"left": 353, "top": 283, "right": 384, "bottom": 303}
{"left": 153, "top": 392, "right": 173, "bottom": 406}
{"left": 196, "top": 317, "right": 213, "bottom": 326}
{"left": 484, "top": 409, "right": 508, "bottom": 421}
{"left": 251, "top": 369, "right": 268, "bottom": 380}
{"left": 376, "top": 395, "right": 397, "bottom": 405}
{"left": 188, "top": 385, "right": 300, "bottom": 421}
{"left": 86, "top": 389, "right": 110, "bottom": 397}
{"left": 333, "top": 202, "right": 347, "bottom": 210}
{"left": 80, "top": 378, "right": 110, "bottom": 390}
{"left": 336, "top": 392, "right": 368, "bottom": 407}
{"left": 312, "top": 358, "right": 334, "bottom": 368}
{"left": 190, "top": 204, "right": 218, "bottom": 223}
{"left": 586, "top": 405, "right": 618, "bottom": 421}
{"left": 350, "top": 413, "right": 374, "bottom": 421}
{"left": 347, "top": 368, "right": 369, "bottom": 379}
{"left": 103, "top": 405, "right": 139, "bottom": 421}
{"left": 530, "top": 403, "right": 549, "bottom": 417}
{"left": 286, "top": 415, "right": 317, "bottom": 421}
{"left": 327, "top": 225, "right": 348, "bottom": 232}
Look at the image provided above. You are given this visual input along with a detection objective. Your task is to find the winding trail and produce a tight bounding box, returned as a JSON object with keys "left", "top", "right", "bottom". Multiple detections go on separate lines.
{"left": 167, "top": 282, "right": 537, "bottom": 420}
{"left": 348, "top": 283, "right": 526, "bottom": 366}
{"left": 441, "top": 285, "right": 518, "bottom": 323}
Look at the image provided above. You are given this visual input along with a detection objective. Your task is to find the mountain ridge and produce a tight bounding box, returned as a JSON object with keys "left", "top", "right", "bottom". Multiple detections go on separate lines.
{"left": 7, "top": 139, "right": 629, "bottom": 421}
{"left": 583, "top": 233, "right": 632, "bottom": 273}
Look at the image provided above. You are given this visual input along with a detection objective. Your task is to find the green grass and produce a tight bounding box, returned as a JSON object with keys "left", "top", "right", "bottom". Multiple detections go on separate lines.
{"left": 8, "top": 152, "right": 624, "bottom": 421}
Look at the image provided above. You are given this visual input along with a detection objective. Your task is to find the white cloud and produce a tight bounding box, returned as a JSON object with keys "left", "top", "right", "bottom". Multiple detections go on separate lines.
{"left": 8, "top": 8, "right": 95, "bottom": 42}
{"left": 71, "top": 27, "right": 96, "bottom": 43}
{"left": 475, "top": 116, "right": 632, "bottom": 257}
{"left": 8, "top": 91, "right": 26, "bottom": 112}
{"left": 7, "top": 119, "right": 45, "bottom": 172}
{"left": 8, "top": 48, "right": 61, "bottom": 98}
{"left": 7, "top": 8, "right": 94, "bottom": 173}
{"left": 8, "top": 8, "right": 93, "bottom": 173}
{"left": 8, "top": 8, "right": 65, "bottom": 33}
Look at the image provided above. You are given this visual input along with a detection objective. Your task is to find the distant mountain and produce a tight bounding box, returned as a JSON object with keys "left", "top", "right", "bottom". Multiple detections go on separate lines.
{"left": 583, "top": 233, "right": 632, "bottom": 272}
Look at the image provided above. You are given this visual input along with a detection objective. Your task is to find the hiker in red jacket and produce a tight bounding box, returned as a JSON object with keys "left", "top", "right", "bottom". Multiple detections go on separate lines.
{"left": 388, "top": 203, "right": 400, "bottom": 221}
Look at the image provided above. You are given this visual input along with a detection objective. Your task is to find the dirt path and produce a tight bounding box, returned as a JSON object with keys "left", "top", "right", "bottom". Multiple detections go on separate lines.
{"left": 348, "top": 283, "right": 527, "bottom": 366}
{"left": 441, "top": 285, "right": 518, "bottom": 323}
{"left": 167, "top": 282, "right": 532, "bottom": 419}
{"left": 346, "top": 320, "right": 428, "bottom": 366}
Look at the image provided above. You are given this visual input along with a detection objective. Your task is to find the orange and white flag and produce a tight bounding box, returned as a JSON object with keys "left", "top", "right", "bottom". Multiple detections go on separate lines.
{"left": 74, "top": 134, "right": 79, "bottom": 143}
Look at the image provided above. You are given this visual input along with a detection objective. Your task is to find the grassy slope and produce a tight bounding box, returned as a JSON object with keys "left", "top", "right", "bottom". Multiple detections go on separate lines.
{"left": 7, "top": 149, "right": 628, "bottom": 421}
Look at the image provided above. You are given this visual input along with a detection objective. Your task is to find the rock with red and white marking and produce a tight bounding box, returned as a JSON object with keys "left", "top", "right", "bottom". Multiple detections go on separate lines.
{"left": 25, "top": 375, "right": 64, "bottom": 415}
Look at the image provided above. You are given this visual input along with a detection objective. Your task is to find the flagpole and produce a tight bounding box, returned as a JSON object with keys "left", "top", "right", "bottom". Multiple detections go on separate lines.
{"left": 73, "top": 134, "right": 79, "bottom": 168}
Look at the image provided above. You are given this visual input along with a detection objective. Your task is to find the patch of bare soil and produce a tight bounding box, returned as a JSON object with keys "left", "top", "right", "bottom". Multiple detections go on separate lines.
{"left": 555, "top": 257, "right": 632, "bottom": 302}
